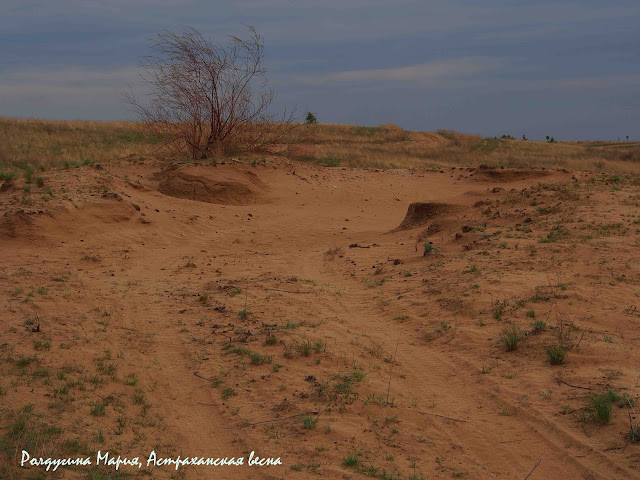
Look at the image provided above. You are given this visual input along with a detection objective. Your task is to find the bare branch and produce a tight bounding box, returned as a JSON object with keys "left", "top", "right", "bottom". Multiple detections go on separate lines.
{"left": 124, "top": 26, "right": 296, "bottom": 159}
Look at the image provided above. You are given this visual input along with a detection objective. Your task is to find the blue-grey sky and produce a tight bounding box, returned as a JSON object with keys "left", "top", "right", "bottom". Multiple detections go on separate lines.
{"left": 1, "top": 0, "right": 639, "bottom": 140}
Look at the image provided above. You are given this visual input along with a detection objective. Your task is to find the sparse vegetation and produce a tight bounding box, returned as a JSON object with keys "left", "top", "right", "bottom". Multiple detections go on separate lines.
{"left": 500, "top": 324, "right": 523, "bottom": 351}
{"left": 302, "top": 415, "right": 317, "bottom": 429}
{"left": 544, "top": 344, "right": 568, "bottom": 365}
{"left": 588, "top": 391, "right": 618, "bottom": 424}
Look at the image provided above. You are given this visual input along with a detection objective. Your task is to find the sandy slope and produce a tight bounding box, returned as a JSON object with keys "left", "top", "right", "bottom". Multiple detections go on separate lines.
{"left": 2, "top": 158, "right": 640, "bottom": 479}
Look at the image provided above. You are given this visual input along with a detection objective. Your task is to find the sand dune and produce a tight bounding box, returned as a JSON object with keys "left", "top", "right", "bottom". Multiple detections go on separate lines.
{"left": 2, "top": 157, "right": 640, "bottom": 479}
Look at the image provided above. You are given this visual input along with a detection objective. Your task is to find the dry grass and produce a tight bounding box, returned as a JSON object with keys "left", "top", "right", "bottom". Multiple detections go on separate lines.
{"left": 0, "top": 117, "right": 164, "bottom": 170}
{"left": 1, "top": 117, "right": 639, "bottom": 174}
{"left": 291, "top": 124, "right": 640, "bottom": 173}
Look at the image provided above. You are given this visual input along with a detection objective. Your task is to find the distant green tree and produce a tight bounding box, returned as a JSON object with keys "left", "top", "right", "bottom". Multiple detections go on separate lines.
{"left": 305, "top": 112, "right": 318, "bottom": 124}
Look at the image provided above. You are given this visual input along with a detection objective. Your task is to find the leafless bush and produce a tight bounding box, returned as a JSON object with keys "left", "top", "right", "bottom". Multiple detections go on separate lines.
{"left": 125, "top": 26, "right": 295, "bottom": 159}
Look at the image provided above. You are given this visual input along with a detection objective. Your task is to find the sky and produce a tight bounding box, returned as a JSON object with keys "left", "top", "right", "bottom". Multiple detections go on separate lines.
{"left": 1, "top": 0, "right": 639, "bottom": 140}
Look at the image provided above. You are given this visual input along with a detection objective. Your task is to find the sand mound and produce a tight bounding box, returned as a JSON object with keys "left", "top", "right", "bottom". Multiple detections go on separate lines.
{"left": 472, "top": 165, "right": 550, "bottom": 182}
{"left": 393, "top": 202, "right": 460, "bottom": 231}
{"left": 0, "top": 210, "right": 34, "bottom": 238}
{"left": 154, "top": 166, "right": 264, "bottom": 205}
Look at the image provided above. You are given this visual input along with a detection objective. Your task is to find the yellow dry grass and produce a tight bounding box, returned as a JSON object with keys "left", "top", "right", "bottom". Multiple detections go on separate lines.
{"left": 1, "top": 117, "right": 639, "bottom": 175}
{"left": 0, "top": 117, "right": 162, "bottom": 169}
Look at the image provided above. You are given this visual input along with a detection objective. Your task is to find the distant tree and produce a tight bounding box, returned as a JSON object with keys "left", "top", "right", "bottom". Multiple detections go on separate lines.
{"left": 522, "top": 134, "right": 528, "bottom": 141}
{"left": 125, "top": 26, "right": 295, "bottom": 159}
{"left": 305, "top": 112, "right": 318, "bottom": 124}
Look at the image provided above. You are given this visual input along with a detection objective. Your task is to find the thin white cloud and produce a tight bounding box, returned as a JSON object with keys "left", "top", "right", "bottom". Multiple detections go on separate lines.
{"left": 1, "top": 66, "right": 140, "bottom": 88}
{"left": 533, "top": 73, "right": 640, "bottom": 89}
{"left": 0, "top": 66, "right": 142, "bottom": 120}
{"left": 303, "top": 57, "right": 503, "bottom": 86}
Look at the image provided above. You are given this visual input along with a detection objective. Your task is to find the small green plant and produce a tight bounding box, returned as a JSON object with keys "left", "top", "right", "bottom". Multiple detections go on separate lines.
{"left": 33, "top": 340, "right": 51, "bottom": 351}
{"left": 343, "top": 454, "right": 359, "bottom": 467}
{"left": 296, "top": 340, "right": 312, "bottom": 357}
{"left": 618, "top": 392, "right": 637, "bottom": 408}
{"left": 221, "top": 387, "right": 236, "bottom": 399}
{"left": 264, "top": 335, "right": 277, "bottom": 346}
{"left": 544, "top": 344, "right": 567, "bottom": 365}
{"left": 530, "top": 320, "right": 546, "bottom": 334}
{"left": 0, "top": 171, "right": 18, "bottom": 182}
{"left": 35, "top": 177, "right": 44, "bottom": 187}
{"left": 423, "top": 243, "right": 435, "bottom": 255}
{"left": 237, "top": 309, "right": 250, "bottom": 320}
{"left": 133, "top": 389, "right": 145, "bottom": 404}
{"left": 500, "top": 324, "right": 523, "bottom": 351}
{"left": 198, "top": 294, "right": 208, "bottom": 304}
{"left": 249, "top": 352, "right": 272, "bottom": 365}
{"left": 305, "top": 111, "right": 318, "bottom": 124}
{"left": 492, "top": 299, "right": 508, "bottom": 320}
{"left": 589, "top": 391, "right": 617, "bottom": 424}
{"left": 91, "top": 401, "right": 106, "bottom": 417}
{"left": 627, "top": 425, "right": 640, "bottom": 443}
{"left": 539, "top": 225, "right": 567, "bottom": 243}
{"left": 302, "top": 415, "right": 317, "bottom": 429}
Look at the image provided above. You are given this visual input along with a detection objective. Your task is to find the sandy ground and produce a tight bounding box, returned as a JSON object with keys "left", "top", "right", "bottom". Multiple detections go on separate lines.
{"left": 2, "top": 158, "right": 640, "bottom": 479}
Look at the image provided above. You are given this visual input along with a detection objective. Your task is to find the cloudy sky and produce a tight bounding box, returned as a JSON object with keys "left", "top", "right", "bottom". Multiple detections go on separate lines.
{"left": 2, "top": 0, "right": 639, "bottom": 140}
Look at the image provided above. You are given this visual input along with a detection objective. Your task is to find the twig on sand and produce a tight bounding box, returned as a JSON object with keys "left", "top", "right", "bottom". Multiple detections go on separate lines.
{"left": 500, "top": 438, "right": 528, "bottom": 444}
{"left": 243, "top": 410, "right": 320, "bottom": 427}
{"left": 553, "top": 377, "right": 593, "bottom": 390}
{"left": 417, "top": 411, "right": 467, "bottom": 423}
{"left": 523, "top": 457, "right": 543, "bottom": 480}
{"left": 386, "top": 337, "right": 400, "bottom": 404}
{"left": 265, "top": 288, "right": 315, "bottom": 294}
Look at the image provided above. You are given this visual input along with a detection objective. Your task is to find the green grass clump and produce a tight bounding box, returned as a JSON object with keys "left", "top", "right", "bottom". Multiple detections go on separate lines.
{"left": 0, "top": 171, "right": 17, "bottom": 182}
{"left": 618, "top": 392, "right": 637, "bottom": 408}
{"left": 302, "top": 416, "right": 317, "bottom": 429}
{"left": 500, "top": 324, "right": 523, "bottom": 351}
{"left": 90, "top": 401, "right": 106, "bottom": 417}
{"left": 589, "top": 391, "right": 617, "bottom": 424}
{"left": 530, "top": 320, "right": 546, "bottom": 334}
{"left": 296, "top": 340, "right": 312, "bottom": 357}
{"left": 221, "top": 387, "right": 236, "bottom": 399}
{"left": 342, "top": 454, "right": 359, "bottom": 467}
{"left": 627, "top": 425, "right": 640, "bottom": 443}
{"left": 249, "top": 352, "right": 272, "bottom": 366}
{"left": 544, "top": 344, "right": 567, "bottom": 365}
